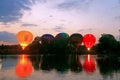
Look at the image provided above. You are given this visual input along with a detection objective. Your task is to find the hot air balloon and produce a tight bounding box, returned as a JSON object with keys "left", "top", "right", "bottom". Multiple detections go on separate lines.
{"left": 83, "top": 34, "right": 96, "bottom": 51}
{"left": 16, "top": 30, "right": 33, "bottom": 50}
{"left": 15, "top": 54, "right": 32, "bottom": 77}
{"left": 69, "top": 33, "right": 83, "bottom": 48}
{"left": 83, "top": 54, "right": 96, "bottom": 73}
{"left": 41, "top": 34, "right": 54, "bottom": 44}
{"left": 55, "top": 32, "right": 69, "bottom": 39}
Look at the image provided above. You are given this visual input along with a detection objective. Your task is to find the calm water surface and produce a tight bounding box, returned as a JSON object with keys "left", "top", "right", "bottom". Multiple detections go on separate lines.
{"left": 0, "top": 54, "right": 120, "bottom": 80}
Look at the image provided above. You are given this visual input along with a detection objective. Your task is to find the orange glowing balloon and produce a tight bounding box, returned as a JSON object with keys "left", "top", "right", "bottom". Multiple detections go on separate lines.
{"left": 15, "top": 54, "right": 32, "bottom": 77}
{"left": 83, "top": 54, "right": 96, "bottom": 73}
{"left": 83, "top": 34, "right": 96, "bottom": 51}
{"left": 16, "top": 30, "right": 33, "bottom": 50}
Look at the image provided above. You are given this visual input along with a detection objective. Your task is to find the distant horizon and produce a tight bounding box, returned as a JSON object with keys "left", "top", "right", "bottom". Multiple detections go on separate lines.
{"left": 0, "top": 41, "right": 18, "bottom": 45}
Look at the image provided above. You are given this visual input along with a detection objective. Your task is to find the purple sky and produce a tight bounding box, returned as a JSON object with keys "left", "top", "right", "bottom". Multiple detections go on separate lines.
{"left": 0, "top": 0, "right": 120, "bottom": 44}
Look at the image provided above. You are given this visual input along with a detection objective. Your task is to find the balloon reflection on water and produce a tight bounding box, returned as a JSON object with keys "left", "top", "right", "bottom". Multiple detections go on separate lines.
{"left": 15, "top": 54, "right": 32, "bottom": 77}
{"left": 83, "top": 54, "right": 96, "bottom": 73}
{"left": 15, "top": 54, "right": 96, "bottom": 77}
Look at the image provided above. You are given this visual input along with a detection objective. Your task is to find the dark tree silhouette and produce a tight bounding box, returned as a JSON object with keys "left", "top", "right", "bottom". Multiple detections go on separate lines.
{"left": 97, "top": 34, "right": 120, "bottom": 57}
{"left": 29, "top": 36, "right": 42, "bottom": 54}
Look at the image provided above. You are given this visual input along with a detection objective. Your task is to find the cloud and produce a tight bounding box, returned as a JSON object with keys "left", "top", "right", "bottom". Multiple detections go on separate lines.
{"left": 77, "top": 28, "right": 94, "bottom": 32}
{"left": 21, "top": 23, "right": 38, "bottom": 27}
{"left": 0, "top": 0, "right": 33, "bottom": 23}
{"left": 56, "top": 0, "right": 93, "bottom": 11}
{"left": 115, "top": 16, "right": 120, "bottom": 20}
{"left": 0, "top": 31, "right": 17, "bottom": 42}
{"left": 53, "top": 26, "right": 65, "bottom": 32}
{"left": 0, "top": 22, "right": 13, "bottom": 27}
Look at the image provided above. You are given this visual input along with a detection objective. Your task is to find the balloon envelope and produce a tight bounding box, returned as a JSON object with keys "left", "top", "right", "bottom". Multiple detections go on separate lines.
{"left": 83, "top": 34, "right": 96, "bottom": 50}
{"left": 69, "top": 33, "right": 83, "bottom": 47}
{"left": 15, "top": 54, "right": 32, "bottom": 77}
{"left": 55, "top": 32, "right": 69, "bottom": 39}
{"left": 83, "top": 54, "right": 96, "bottom": 73}
{"left": 41, "top": 34, "right": 54, "bottom": 44}
{"left": 16, "top": 30, "right": 33, "bottom": 50}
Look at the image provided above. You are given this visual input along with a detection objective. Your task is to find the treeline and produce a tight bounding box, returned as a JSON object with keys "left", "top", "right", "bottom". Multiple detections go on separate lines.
{"left": 0, "top": 44, "right": 25, "bottom": 55}
{"left": 0, "top": 33, "right": 120, "bottom": 57}
{"left": 97, "top": 34, "right": 120, "bottom": 57}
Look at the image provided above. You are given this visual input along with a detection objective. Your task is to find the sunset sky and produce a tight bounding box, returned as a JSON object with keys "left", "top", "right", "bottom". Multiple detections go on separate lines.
{"left": 0, "top": 0, "right": 120, "bottom": 44}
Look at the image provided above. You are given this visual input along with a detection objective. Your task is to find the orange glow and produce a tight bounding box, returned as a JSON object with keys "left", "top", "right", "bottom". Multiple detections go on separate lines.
{"left": 83, "top": 34, "right": 96, "bottom": 51}
{"left": 87, "top": 48, "right": 90, "bottom": 51}
{"left": 16, "top": 30, "right": 33, "bottom": 50}
{"left": 15, "top": 54, "right": 32, "bottom": 77}
{"left": 19, "top": 54, "right": 27, "bottom": 64}
{"left": 83, "top": 54, "right": 96, "bottom": 73}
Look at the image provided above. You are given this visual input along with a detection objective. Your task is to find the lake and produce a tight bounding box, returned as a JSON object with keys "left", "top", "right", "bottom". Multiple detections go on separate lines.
{"left": 0, "top": 54, "right": 120, "bottom": 80}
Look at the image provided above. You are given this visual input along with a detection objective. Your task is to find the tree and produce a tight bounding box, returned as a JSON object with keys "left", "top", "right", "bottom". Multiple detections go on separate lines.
{"left": 97, "top": 34, "right": 118, "bottom": 55}
{"left": 29, "top": 36, "right": 41, "bottom": 54}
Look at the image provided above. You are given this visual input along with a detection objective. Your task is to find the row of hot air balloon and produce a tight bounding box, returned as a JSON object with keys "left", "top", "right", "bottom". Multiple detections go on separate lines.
{"left": 16, "top": 30, "right": 96, "bottom": 51}
{"left": 15, "top": 30, "right": 96, "bottom": 78}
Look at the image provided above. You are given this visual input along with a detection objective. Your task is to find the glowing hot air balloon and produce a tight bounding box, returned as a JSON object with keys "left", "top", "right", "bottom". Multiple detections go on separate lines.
{"left": 83, "top": 34, "right": 96, "bottom": 51}
{"left": 16, "top": 30, "right": 33, "bottom": 50}
{"left": 83, "top": 54, "right": 96, "bottom": 73}
{"left": 15, "top": 54, "right": 32, "bottom": 77}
